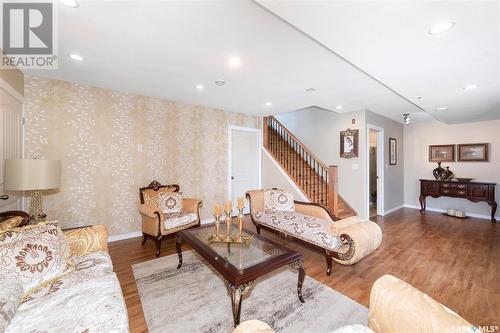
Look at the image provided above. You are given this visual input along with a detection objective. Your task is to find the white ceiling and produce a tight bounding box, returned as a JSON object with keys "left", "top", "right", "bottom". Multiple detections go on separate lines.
{"left": 26, "top": 0, "right": 426, "bottom": 123}
{"left": 26, "top": 1, "right": 499, "bottom": 124}
{"left": 257, "top": 0, "right": 500, "bottom": 124}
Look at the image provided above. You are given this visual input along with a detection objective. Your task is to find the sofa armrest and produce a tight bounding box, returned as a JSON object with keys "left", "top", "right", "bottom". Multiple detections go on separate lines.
{"left": 332, "top": 220, "right": 382, "bottom": 265}
{"left": 63, "top": 224, "right": 108, "bottom": 257}
{"left": 369, "top": 275, "right": 473, "bottom": 333}
{"left": 246, "top": 190, "right": 264, "bottom": 216}
{"left": 294, "top": 201, "right": 337, "bottom": 222}
{"left": 233, "top": 320, "right": 275, "bottom": 333}
{"left": 182, "top": 198, "right": 202, "bottom": 216}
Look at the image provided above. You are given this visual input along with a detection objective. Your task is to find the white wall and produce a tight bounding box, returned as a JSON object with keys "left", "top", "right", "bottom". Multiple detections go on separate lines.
{"left": 404, "top": 119, "right": 500, "bottom": 219}
{"left": 274, "top": 107, "right": 368, "bottom": 218}
{"left": 261, "top": 149, "right": 308, "bottom": 201}
{"left": 366, "top": 110, "right": 405, "bottom": 213}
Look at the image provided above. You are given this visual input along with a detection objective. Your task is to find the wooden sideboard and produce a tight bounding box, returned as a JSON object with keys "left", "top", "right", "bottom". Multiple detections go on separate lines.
{"left": 419, "top": 179, "right": 497, "bottom": 222}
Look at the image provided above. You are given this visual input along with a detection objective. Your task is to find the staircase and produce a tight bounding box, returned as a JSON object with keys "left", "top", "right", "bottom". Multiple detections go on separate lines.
{"left": 263, "top": 116, "right": 356, "bottom": 219}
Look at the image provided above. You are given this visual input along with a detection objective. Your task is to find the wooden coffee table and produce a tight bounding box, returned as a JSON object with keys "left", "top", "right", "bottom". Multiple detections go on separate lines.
{"left": 176, "top": 224, "right": 305, "bottom": 327}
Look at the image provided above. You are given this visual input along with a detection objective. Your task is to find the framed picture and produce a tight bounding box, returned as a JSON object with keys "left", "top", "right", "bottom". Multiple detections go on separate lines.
{"left": 340, "top": 128, "right": 358, "bottom": 158}
{"left": 458, "top": 143, "right": 488, "bottom": 162}
{"left": 429, "top": 144, "right": 455, "bottom": 162}
{"left": 389, "top": 138, "right": 397, "bottom": 165}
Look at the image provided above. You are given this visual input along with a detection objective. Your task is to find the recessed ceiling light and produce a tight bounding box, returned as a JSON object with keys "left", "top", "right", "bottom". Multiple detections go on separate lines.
{"left": 417, "top": 96, "right": 423, "bottom": 99}
{"left": 435, "top": 107, "right": 448, "bottom": 111}
{"left": 464, "top": 84, "right": 479, "bottom": 91}
{"left": 228, "top": 56, "right": 240, "bottom": 68}
{"left": 214, "top": 79, "right": 225, "bottom": 86}
{"left": 196, "top": 84, "right": 204, "bottom": 90}
{"left": 265, "top": 102, "right": 272, "bottom": 107}
{"left": 335, "top": 105, "right": 343, "bottom": 110}
{"left": 59, "top": 0, "right": 79, "bottom": 8}
{"left": 428, "top": 22, "right": 456, "bottom": 35}
{"left": 68, "top": 53, "right": 84, "bottom": 61}
{"left": 305, "top": 88, "right": 316, "bottom": 93}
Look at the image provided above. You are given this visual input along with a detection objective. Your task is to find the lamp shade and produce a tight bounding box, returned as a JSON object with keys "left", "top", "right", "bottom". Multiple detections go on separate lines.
{"left": 4, "top": 159, "right": 61, "bottom": 191}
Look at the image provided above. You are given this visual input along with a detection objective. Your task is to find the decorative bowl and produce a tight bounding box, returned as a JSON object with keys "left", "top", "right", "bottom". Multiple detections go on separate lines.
{"left": 454, "top": 178, "right": 474, "bottom": 182}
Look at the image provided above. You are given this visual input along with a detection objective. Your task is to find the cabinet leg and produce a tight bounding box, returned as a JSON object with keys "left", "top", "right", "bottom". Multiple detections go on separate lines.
{"left": 489, "top": 202, "right": 497, "bottom": 222}
{"left": 419, "top": 195, "right": 426, "bottom": 212}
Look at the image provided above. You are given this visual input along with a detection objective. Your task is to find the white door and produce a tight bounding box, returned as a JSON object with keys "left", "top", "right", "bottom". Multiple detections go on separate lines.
{"left": 0, "top": 87, "right": 24, "bottom": 211}
{"left": 229, "top": 127, "right": 261, "bottom": 214}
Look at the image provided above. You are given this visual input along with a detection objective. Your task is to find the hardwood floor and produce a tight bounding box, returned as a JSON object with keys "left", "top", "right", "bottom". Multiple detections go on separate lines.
{"left": 109, "top": 208, "right": 500, "bottom": 332}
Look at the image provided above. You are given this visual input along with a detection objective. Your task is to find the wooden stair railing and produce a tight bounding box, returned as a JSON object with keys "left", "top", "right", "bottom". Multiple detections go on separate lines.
{"left": 263, "top": 116, "right": 356, "bottom": 219}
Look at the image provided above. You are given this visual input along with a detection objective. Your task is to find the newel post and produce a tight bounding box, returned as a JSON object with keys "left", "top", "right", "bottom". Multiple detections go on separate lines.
{"left": 327, "top": 165, "right": 338, "bottom": 216}
{"left": 263, "top": 116, "right": 269, "bottom": 149}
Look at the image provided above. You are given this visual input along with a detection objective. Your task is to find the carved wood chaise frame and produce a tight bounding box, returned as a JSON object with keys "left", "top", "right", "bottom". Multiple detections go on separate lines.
{"left": 139, "top": 180, "right": 202, "bottom": 257}
{"left": 246, "top": 193, "right": 355, "bottom": 276}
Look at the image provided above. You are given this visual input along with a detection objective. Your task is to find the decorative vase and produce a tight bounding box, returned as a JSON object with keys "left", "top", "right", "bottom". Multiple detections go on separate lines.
{"left": 433, "top": 162, "right": 444, "bottom": 180}
{"left": 441, "top": 166, "right": 453, "bottom": 180}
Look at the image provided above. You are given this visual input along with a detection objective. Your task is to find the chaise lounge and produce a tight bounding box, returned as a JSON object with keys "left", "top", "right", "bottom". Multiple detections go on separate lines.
{"left": 246, "top": 189, "right": 382, "bottom": 275}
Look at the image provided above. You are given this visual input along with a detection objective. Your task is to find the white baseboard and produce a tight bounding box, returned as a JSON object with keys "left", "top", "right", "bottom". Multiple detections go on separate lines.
{"left": 107, "top": 217, "right": 215, "bottom": 242}
{"left": 108, "top": 231, "right": 142, "bottom": 242}
{"left": 404, "top": 204, "right": 498, "bottom": 221}
{"left": 262, "top": 148, "right": 309, "bottom": 201}
{"left": 383, "top": 204, "right": 404, "bottom": 216}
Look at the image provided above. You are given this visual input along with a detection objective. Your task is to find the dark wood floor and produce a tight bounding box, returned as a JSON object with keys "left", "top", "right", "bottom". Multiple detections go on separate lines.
{"left": 109, "top": 208, "right": 500, "bottom": 332}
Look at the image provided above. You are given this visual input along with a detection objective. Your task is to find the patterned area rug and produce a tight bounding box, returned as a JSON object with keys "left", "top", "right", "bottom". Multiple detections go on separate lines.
{"left": 132, "top": 251, "right": 368, "bottom": 333}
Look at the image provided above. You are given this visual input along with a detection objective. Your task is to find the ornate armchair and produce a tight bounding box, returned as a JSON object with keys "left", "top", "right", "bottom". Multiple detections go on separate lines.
{"left": 138, "top": 180, "right": 202, "bottom": 256}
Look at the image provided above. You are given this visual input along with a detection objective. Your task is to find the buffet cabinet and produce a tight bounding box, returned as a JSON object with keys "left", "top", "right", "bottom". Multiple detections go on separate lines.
{"left": 419, "top": 179, "right": 497, "bottom": 222}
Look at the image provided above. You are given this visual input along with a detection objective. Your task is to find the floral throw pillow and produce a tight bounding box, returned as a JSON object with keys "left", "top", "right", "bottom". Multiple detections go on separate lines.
{"left": 158, "top": 192, "right": 183, "bottom": 214}
{"left": 0, "top": 278, "right": 23, "bottom": 332}
{"left": 0, "top": 223, "right": 73, "bottom": 294}
{"left": 264, "top": 189, "right": 295, "bottom": 212}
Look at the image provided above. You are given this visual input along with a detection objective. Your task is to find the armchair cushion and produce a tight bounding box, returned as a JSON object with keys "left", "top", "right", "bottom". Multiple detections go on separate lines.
{"left": 142, "top": 187, "right": 177, "bottom": 209}
{"left": 159, "top": 192, "right": 183, "bottom": 214}
{"left": 264, "top": 189, "right": 295, "bottom": 212}
{"left": 164, "top": 212, "right": 197, "bottom": 230}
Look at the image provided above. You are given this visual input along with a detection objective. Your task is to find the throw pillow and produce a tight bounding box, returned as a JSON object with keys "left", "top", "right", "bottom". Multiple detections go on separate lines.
{"left": 158, "top": 192, "right": 183, "bottom": 214}
{"left": 0, "top": 278, "right": 23, "bottom": 332}
{"left": 0, "top": 216, "right": 23, "bottom": 233}
{"left": 0, "top": 223, "right": 73, "bottom": 294}
{"left": 264, "top": 189, "right": 295, "bottom": 212}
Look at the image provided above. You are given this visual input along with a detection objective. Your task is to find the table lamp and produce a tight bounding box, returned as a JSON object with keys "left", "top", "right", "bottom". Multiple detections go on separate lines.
{"left": 4, "top": 159, "right": 61, "bottom": 223}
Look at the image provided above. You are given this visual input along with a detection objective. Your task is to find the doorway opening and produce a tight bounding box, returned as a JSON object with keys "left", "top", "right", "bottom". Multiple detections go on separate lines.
{"left": 367, "top": 125, "right": 384, "bottom": 218}
{"left": 228, "top": 126, "right": 261, "bottom": 215}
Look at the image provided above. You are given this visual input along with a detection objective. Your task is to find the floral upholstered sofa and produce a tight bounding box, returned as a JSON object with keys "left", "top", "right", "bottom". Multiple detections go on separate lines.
{"left": 247, "top": 189, "right": 382, "bottom": 275}
{"left": 234, "top": 274, "right": 474, "bottom": 333}
{"left": 0, "top": 217, "right": 129, "bottom": 333}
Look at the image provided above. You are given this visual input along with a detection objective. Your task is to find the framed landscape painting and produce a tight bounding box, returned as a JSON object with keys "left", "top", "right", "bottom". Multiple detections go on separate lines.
{"left": 458, "top": 143, "right": 488, "bottom": 161}
{"left": 389, "top": 138, "right": 397, "bottom": 165}
{"left": 429, "top": 144, "right": 455, "bottom": 162}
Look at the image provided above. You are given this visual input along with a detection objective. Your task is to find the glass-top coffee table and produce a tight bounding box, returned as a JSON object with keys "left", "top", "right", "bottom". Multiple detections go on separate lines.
{"left": 176, "top": 224, "right": 305, "bottom": 327}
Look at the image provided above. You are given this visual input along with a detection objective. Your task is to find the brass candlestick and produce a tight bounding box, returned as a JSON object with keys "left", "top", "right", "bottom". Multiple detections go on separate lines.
{"left": 225, "top": 210, "right": 232, "bottom": 240}
{"left": 235, "top": 207, "right": 244, "bottom": 242}
{"left": 214, "top": 214, "right": 222, "bottom": 241}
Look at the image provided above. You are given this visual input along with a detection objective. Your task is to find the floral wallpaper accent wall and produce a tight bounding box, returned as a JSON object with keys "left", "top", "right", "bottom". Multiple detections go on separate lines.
{"left": 24, "top": 75, "right": 260, "bottom": 236}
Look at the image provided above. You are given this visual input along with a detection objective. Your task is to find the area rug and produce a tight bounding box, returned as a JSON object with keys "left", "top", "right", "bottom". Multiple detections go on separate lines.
{"left": 132, "top": 251, "right": 368, "bottom": 333}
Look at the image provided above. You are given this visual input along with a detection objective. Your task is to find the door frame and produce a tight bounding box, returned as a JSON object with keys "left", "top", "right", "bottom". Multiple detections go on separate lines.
{"left": 366, "top": 124, "right": 385, "bottom": 217}
{"left": 0, "top": 81, "right": 25, "bottom": 211}
{"left": 227, "top": 125, "right": 262, "bottom": 202}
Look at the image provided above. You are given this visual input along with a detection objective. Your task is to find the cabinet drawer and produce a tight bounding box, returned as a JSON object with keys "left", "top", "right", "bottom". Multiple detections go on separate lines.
{"left": 441, "top": 188, "right": 467, "bottom": 197}
{"left": 468, "top": 184, "right": 490, "bottom": 200}
{"left": 422, "top": 182, "right": 440, "bottom": 195}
